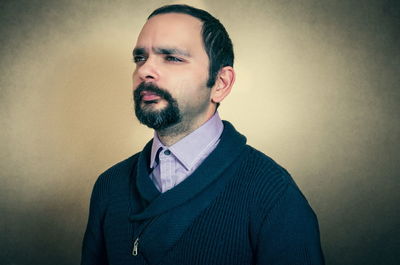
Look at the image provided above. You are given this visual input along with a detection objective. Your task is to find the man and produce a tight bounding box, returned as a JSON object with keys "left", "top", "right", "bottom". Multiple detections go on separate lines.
{"left": 81, "top": 4, "right": 324, "bottom": 265}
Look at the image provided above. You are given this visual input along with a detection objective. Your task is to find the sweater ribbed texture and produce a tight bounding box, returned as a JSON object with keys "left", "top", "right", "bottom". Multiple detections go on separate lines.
{"left": 81, "top": 121, "right": 324, "bottom": 265}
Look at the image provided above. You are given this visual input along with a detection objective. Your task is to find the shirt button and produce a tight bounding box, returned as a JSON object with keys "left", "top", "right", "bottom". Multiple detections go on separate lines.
{"left": 164, "top": 149, "right": 171, "bottom": 155}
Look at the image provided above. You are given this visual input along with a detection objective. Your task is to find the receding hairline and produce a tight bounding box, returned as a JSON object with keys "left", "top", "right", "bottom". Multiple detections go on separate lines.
{"left": 147, "top": 12, "right": 204, "bottom": 25}
{"left": 138, "top": 12, "right": 206, "bottom": 48}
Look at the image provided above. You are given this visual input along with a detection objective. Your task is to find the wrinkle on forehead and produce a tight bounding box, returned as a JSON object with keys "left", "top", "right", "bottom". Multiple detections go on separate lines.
{"left": 135, "top": 13, "right": 204, "bottom": 48}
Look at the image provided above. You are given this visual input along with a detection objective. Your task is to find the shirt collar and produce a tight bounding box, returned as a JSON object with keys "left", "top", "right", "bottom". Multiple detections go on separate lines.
{"left": 150, "top": 112, "right": 224, "bottom": 170}
{"left": 150, "top": 134, "right": 165, "bottom": 169}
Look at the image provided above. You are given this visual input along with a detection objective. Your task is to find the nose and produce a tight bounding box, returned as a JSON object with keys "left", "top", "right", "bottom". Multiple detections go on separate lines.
{"left": 135, "top": 57, "right": 160, "bottom": 83}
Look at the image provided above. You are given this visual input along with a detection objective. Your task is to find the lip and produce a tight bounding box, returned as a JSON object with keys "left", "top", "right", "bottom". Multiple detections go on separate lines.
{"left": 140, "top": 91, "right": 161, "bottom": 102}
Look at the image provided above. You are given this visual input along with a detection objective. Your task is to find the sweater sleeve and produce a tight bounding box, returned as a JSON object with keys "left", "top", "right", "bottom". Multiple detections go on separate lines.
{"left": 255, "top": 184, "right": 325, "bottom": 265}
{"left": 81, "top": 175, "right": 109, "bottom": 265}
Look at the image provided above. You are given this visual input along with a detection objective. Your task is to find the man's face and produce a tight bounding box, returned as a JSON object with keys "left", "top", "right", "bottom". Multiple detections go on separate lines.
{"left": 132, "top": 13, "right": 213, "bottom": 131}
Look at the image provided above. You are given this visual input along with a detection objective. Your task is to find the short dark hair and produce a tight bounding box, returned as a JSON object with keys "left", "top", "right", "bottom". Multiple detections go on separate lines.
{"left": 148, "top": 4, "right": 234, "bottom": 88}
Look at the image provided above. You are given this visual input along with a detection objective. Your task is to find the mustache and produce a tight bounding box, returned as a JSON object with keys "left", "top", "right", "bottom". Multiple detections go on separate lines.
{"left": 134, "top": 82, "right": 174, "bottom": 102}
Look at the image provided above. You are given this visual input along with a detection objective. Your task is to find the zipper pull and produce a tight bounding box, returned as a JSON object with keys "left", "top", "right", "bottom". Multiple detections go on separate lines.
{"left": 132, "top": 238, "right": 139, "bottom": 256}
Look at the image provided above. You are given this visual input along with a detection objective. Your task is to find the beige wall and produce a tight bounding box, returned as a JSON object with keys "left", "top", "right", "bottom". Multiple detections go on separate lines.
{"left": 1, "top": 0, "right": 399, "bottom": 264}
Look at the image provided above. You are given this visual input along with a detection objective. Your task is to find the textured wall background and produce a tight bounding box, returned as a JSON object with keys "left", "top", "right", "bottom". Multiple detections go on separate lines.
{"left": 1, "top": 0, "right": 399, "bottom": 264}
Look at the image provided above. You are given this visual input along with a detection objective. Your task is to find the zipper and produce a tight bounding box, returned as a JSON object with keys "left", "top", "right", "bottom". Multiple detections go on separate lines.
{"left": 132, "top": 238, "right": 139, "bottom": 256}
{"left": 132, "top": 218, "right": 157, "bottom": 256}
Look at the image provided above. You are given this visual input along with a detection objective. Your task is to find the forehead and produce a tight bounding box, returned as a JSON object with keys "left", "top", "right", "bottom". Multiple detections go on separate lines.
{"left": 135, "top": 13, "right": 204, "bottom": 52}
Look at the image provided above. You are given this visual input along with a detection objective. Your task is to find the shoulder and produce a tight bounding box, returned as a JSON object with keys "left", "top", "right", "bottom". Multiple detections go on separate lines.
{"left": 236, "top": 145, "right": 305, "bottom": 211}
{"left": 240, "top": 145, "right": 294, "bottom": 186}
{"left": 239, "top": 146, "right": 319, "bottom": 236}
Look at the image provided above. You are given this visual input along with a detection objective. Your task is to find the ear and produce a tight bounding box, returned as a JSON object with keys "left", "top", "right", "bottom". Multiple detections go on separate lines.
{"left": 211, "top": 66, "right": 235, "bottom": 104}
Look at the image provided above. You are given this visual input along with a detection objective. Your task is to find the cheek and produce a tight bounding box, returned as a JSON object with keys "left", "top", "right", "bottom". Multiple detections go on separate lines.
{"left": 173, "top": 67, "right": 208, "bottom": 87}
{"left": 175, "top": 79, "right": 210, "bottom": 105}
{"left": 155, "top": 65, "right": 209, "bottom": 99}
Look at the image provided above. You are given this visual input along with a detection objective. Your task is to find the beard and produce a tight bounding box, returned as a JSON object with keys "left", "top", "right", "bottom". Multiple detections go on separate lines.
{"left": 133, "top": 82, "right": 182, "bottom": 130}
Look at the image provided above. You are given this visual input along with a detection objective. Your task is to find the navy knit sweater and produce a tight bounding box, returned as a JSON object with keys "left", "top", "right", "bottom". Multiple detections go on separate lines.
{"left": 81, "top": 121, "right": 324, "bottom": 265}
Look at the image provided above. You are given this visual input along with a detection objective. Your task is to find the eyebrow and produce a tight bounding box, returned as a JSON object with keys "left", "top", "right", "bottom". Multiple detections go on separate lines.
{"left": 132, "top": 47, "right": 146, "bottom": 56}
{"left": 132, "top": 47, "right": 191, "bottom": 57}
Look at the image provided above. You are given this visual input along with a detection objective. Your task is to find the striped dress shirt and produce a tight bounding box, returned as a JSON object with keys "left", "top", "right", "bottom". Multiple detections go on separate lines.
{"left": 149, "top": 112, "right": 224, "bottom": 193}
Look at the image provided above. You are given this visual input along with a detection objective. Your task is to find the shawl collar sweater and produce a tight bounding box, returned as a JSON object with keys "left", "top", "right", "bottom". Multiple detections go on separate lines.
{"left": 81, "top": 121, "right": 324, "bottom": 265}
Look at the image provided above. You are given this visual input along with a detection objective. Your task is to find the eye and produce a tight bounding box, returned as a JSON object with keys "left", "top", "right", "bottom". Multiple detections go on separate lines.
{"left": 133, "top": 55, "right": 146, "bottom": 63}
{"left": 165, "top": 56, "right": 183, "bottom": 62}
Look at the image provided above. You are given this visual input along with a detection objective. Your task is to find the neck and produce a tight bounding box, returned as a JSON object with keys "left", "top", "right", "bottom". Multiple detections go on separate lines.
{"left": 156, "top": 107, "right": 216, "bottom": 146}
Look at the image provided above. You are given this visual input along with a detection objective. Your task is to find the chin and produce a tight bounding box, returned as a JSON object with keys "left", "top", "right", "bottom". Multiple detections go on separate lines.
{"left": 142, "top": 100, "right": 167, "bottom": 110}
